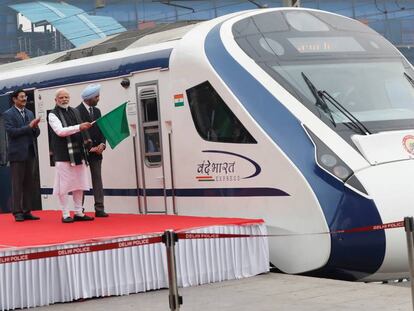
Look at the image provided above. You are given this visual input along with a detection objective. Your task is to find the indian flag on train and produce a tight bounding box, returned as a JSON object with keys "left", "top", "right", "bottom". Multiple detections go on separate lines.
{"left": 95, "top": 102, "right": 130, "bottom": 149}
{"left": 174, "top": 94, "right": 184, "bottom": 107}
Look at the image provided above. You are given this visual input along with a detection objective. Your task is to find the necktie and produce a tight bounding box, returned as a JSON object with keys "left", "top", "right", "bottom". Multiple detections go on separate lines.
{"left": 20, "top": 110, "right": 25, "bottom": 121}
{"left": 89, "top": 107, "right": 94, "bottom": 121}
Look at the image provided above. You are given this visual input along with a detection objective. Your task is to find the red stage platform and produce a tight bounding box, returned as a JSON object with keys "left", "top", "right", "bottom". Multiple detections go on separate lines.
{"left": 0, "top": 210, "right": 269, "bottom": 311}
{"left": 0, "top": 210, "right": 263, "bottom": 249}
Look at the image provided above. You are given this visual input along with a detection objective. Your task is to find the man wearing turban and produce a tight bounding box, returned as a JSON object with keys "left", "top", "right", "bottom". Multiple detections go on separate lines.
{"left": 76, "top": 84, "right": 108, "bottom": 217}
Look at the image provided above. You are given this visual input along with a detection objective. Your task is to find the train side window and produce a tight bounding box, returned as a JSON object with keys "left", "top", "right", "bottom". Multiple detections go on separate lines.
{"left": 139, "top": 88, "right": 161, "bottom": 166}
{"left": 186, "top": 81, "right": 256, "bottom": 144}
{"left": 142, "top": 97, "right": 158, "bottom": 122}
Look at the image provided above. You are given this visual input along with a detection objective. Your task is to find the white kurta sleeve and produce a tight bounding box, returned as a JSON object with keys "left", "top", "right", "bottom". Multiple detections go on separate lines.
{"left": 48, "top": 112, "right": 81, "bottom": 137}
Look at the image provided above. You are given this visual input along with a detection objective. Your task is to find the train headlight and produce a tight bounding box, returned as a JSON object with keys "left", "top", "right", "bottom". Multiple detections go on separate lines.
{"left": 333, "top": 165, "right": 350, "bottom": 179}
{"left": 320, "top": 152, "right": 351, "bottom": 181}
{"left": 303, "top": 125, "right": 368, "bottom": 195}
{"left": 307, "top": 130, "right": 352, "bottom": 181}
{"left": 320, "top": 154, "right": 337, "bottom": 167}
{"left": 306, "top": 128, "right": 352, "bottom": 181}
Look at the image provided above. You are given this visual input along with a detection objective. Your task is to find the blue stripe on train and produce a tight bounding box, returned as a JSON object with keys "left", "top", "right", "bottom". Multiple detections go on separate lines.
{"left": 40, "top": 187, "right": 289, "bottom": 197}
{"left": 0, "top": 49, "right": 172, "bottom": 94}
{"left": 204, "top": 22, "right": 385, "bottom": 280}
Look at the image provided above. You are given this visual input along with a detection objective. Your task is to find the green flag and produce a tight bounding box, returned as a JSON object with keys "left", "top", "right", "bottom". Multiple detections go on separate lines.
{"left": 95, "top": 102, "right": 130, "bottom": 149}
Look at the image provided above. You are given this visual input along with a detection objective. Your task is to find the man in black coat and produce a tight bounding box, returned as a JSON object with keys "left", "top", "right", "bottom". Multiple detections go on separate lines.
{"left": 76, "top": 84, "right": 108, "bottom": 217}
{"left": 3, "top": 89, "right": 41, "bottom": 221}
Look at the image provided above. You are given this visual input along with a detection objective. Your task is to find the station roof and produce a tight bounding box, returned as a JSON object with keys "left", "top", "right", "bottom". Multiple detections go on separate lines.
{"left": 52, "top": 21, "right": 199, "bottom": 62}
{"left": 9, "top": 1, "right": 126, "bottom": 47}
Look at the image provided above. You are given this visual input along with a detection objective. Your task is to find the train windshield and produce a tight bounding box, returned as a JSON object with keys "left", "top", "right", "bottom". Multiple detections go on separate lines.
{"left": 233, "top": 10, "right": 414, "bottom": 134}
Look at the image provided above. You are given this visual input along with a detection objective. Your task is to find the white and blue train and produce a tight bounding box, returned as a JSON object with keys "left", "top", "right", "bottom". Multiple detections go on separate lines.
{"left": 0, "top": 8, "right": 413, "bottom": 281}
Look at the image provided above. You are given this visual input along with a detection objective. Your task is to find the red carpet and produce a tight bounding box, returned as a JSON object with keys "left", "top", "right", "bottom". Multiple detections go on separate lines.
{"left": 0, "top": 211, "right": 263, "bottom": 249}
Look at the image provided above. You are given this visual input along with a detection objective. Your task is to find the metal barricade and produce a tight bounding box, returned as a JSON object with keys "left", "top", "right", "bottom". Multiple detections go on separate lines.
{"left": 404, "top": 217, "right": 414, "bottom": 311}
{"left": 162, "top": 230, "right": 183, "bottom": 311}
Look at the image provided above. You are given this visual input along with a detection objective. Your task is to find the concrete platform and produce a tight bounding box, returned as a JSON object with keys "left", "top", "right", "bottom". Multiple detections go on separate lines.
{"left": 36, "top": 273, "right": 412, "bottom": 311}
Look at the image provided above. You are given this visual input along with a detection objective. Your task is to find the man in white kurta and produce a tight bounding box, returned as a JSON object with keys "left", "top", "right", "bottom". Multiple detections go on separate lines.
{"left": 48, "top": 88, "right": 94, "bottom": 223}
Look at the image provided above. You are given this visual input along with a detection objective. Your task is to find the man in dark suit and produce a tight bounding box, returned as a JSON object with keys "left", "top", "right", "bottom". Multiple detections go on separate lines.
{"left": 4, "top": 89, "right": 41, "bottom": 221}
{"left": 76, "top": 84, "right": 108, "bottom": 217}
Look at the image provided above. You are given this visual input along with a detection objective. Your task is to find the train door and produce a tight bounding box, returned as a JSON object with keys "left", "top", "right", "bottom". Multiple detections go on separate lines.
{"left": 0, "top": 94, "right": 11, "bottom": 213}
{"left": 135, "top": 83, "right": 167, "bottom": 214}
{"left": 25, "top": 90, "right": 42, "bottom": 211}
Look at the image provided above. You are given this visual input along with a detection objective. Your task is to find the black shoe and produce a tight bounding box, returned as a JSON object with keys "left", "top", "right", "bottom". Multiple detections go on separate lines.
{"left": 74, "top": 214, "right": 94, "bottom": 221}
{"left": 14, "top": 214, "right": 24, "bottom": 222}
{"left": 95, "top": 211, "right": 109, "bottom": 217}
{"left": 62, "top": 216, "right": 74, "bottom": 223}
{"left": 23, "top": 213, "right": 40, "bottom": 220}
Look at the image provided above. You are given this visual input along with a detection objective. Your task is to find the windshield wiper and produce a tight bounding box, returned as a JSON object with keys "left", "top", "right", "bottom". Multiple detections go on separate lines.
{"left": 301, "top": 72, "right": 336, "bottom": 126}
{"left": 301, "top": 72, "right": 371, "bottom": 135}
{"left": 404, "top": 72, "right": 414, "bottom": 88}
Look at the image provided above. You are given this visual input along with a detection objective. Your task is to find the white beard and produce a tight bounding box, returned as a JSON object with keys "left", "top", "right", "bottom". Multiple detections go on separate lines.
{"left": 58, "top": 103, "right": 69, "bottom": 109}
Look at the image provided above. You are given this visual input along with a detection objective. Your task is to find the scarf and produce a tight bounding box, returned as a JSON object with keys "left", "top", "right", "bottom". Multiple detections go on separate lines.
{"left": 56, "top": 106, "right": 91, "bottom": 166}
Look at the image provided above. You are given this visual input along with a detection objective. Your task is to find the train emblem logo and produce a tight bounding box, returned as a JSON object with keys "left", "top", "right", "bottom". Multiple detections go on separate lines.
{"left": 196, "top": 150, "right": 261, "bottom": 182}
{"left": 402, "top": 135, "right": 414, "bottom": 155}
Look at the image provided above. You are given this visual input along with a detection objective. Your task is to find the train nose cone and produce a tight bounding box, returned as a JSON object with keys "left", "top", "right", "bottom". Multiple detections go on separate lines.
{"left": 355, "top": 160, "right": 414, "bottom": 280}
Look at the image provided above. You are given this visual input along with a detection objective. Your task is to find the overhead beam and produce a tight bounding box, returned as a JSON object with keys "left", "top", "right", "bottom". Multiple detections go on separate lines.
{"left": 158, "top": 1, "right": 195, "bottom": 13}
{"left": 248, "top": 0, "right": 268, "bottom": 8}
{"left": 283, "top": 0, "right": 300, "bottom": 7}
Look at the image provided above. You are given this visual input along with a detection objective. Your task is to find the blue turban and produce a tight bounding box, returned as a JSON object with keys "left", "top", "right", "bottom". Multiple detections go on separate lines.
{"left": 81, "top": 84, "right": 101, "bottom": 100}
